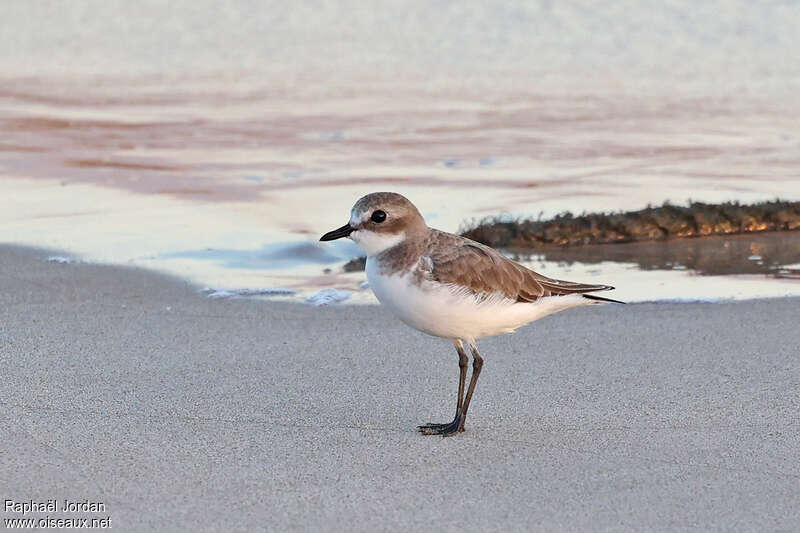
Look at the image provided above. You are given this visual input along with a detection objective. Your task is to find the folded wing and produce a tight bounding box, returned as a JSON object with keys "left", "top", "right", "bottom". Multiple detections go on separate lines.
{"left": 423, "top": 232, "right": 613, "bottom": 303}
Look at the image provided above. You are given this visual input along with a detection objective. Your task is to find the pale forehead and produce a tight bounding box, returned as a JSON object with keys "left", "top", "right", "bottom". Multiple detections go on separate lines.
{"left": 349, "top": 211, "right": 363, "bottom": 226}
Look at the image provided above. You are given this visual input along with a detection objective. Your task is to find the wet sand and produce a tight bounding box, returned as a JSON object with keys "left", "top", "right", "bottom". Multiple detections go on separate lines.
{"left": 2, "top": 244, "right": 799, "bottom": 531}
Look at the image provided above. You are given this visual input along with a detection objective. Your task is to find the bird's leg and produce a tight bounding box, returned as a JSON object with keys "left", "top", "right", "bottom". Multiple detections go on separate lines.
{"left": 452, "top": 340, "right": 483, "bottom": 434}
{"left": 418, "top": 339, "right": 468, "bottom": 435}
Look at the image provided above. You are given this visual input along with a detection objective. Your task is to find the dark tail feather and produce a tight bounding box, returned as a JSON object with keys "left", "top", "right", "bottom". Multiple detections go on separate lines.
{"left": 583, "top": 294, "right": 626, "bottom": 304}
{"left": 539, "top": 280, "right": 616, "bottom": 296}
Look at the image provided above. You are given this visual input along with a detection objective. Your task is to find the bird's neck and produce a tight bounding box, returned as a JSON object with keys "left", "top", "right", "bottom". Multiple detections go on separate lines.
{"left": 372, "top": 229, "right": 429, "bottom": 275}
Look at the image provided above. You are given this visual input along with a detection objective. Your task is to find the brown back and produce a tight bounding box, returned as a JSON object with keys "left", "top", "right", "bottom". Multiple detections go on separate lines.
{"left": 420, "top": 230, "right": 612, "bottom": 302}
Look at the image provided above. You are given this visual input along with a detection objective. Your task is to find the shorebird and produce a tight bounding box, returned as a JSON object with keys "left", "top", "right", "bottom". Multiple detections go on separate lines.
{"left": 320, "top": 192, "right": 623, "bottom": 436}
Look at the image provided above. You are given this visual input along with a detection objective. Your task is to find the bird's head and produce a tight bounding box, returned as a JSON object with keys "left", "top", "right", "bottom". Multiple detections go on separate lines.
{"left": 320, "top": 192, "right": 427, "bottom": 256}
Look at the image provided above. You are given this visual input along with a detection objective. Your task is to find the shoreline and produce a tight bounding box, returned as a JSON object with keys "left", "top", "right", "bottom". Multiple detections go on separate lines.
{"left": 2, "top": 242, "right": 799, "bottom": 531}
{"left": 11, "top": 242, "right": 800, "bottom": 306}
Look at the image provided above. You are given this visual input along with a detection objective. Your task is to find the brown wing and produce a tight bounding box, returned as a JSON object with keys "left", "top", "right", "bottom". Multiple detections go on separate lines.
{"left": 423, "top": 230, "right": 613, "bottom": 303}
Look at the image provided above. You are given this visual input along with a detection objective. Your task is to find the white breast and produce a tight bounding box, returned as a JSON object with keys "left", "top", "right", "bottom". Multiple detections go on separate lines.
{"left": 366, "top": 257, "right": 592, "bottom": 341}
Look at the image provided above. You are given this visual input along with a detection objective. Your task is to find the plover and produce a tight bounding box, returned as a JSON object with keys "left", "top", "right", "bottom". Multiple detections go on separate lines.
{"left": 321, "top": 192, "right": 623, "bottom": 436}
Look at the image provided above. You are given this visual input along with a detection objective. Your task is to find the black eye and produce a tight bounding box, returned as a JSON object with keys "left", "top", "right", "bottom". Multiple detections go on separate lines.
{"left": 371, "top": 210, "right": 387, "bottom": 223}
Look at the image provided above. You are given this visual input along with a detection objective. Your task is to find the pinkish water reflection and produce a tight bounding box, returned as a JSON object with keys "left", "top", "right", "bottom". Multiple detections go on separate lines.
{"left": 2, "top": 75, "right": 800, "bottom": 302}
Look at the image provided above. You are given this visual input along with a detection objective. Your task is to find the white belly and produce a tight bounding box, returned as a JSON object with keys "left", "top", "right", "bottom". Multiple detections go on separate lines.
{"left": 366, "top": 257, "right": 591, "bottom": 341}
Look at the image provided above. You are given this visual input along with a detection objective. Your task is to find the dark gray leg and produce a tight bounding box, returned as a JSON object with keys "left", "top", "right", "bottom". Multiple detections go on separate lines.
{"left": 453, "top": 340, "right": 483, "bottom": 434}
{"left": 418, "top": 339, "right": 468, "bottom": 436}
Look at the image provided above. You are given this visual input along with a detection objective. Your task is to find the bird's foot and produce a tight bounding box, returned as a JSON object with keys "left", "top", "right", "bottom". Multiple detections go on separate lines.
{"left": 418, "top": 414, "right": 464, "bottom": 436}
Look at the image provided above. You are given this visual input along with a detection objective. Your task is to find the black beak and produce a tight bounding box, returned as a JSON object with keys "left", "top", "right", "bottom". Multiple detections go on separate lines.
{"left": 320, "top": 223, "right": 354, "bottom": 241}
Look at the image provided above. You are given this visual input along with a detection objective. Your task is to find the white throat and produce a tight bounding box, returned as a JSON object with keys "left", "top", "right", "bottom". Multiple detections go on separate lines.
{"left": 351, "top": 229, "right": 406, "bottom": 256}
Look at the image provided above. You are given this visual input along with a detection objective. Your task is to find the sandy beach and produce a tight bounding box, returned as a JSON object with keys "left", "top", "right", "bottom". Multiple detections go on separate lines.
{"left": 3, "top": 2, "right": 800, "bottom": 530}
{"left": 1, "top": 243, "right": 798, "bottom": 531}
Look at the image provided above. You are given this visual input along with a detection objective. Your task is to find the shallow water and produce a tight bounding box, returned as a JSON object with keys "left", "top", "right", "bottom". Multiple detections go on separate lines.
{"left": 3, "top": 2, "right": 800, "bottom": 303}
{"left": 3, "top": 76, "right": 800, "bottom": 303}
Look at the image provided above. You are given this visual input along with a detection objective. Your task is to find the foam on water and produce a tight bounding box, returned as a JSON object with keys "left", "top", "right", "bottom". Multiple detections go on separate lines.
{"left": 46, "top": 256, "right": 76, "bottom": 264}
{"left": 203, "top": 287, "right": 297, "bottom": 299}
{"left": 306, "top": 289, "right": 352, "bottom": 306}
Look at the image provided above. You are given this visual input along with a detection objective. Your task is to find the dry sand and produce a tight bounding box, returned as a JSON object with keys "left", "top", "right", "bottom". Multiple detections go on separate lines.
{"left": 1, "top": 244, "right": 798, "bottom": 531}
